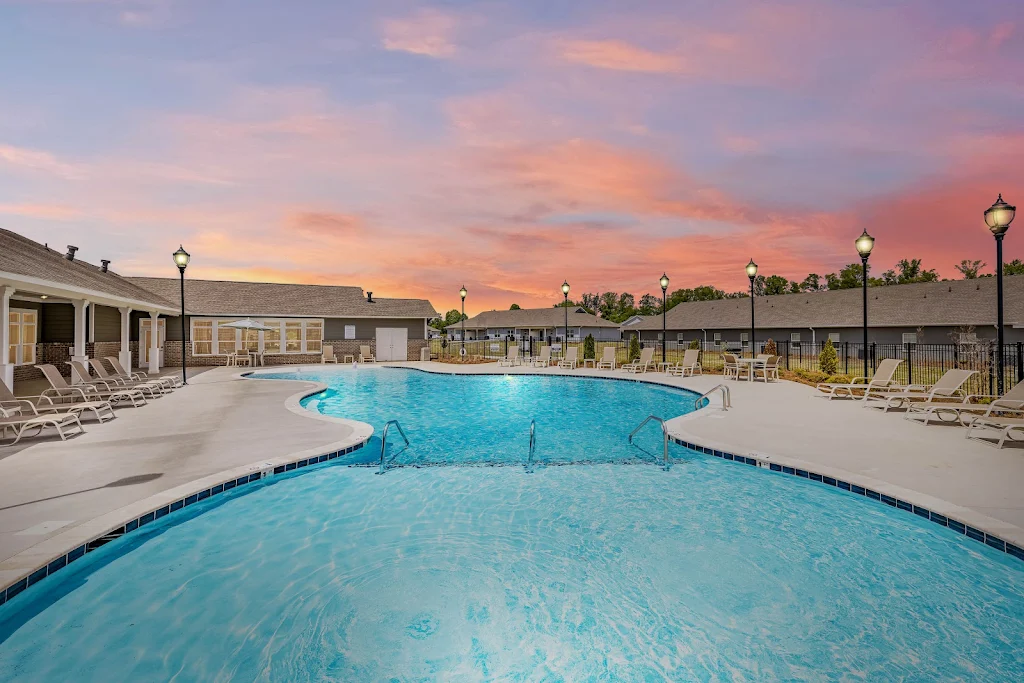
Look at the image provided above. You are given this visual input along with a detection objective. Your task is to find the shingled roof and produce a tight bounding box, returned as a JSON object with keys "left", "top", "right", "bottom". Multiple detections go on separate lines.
{"left": 459, "top": 307, "right": 620, "bottom": 330}
{"left": 127, "top": 277, "right": 437, "bottom": 318}
{"left": 0, "top": 228, "right": 177, "bottom": 310}
{"left": 628, "top": 275, "right": 1024, "bottom": 331}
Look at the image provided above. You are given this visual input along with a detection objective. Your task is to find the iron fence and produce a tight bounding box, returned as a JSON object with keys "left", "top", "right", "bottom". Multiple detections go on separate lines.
{"left": 428, "top": 337, "right": 1023, "bottom": 396}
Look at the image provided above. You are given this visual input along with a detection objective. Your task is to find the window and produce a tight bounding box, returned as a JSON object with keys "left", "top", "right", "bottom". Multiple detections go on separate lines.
{"left": 657, "top": 332, "right": 663, "bottom": 341}
{"left": 829, "top": 333, "right": 840, "bottom": 342}
{"left": 713, "top": 333, "right": 721, "bottom": 341}
{"left": 218, "top": 320, "right": 237, "bottom": 354}
{"left": 740, "top": 333, "right": 748, "bottom": 342}
{"left": 8, "top": 309, "right": 37, "bottom": 365}
{"left": 263, "top": 321, "right": 280, "bottom": 353}
{"left": 344, "top": 325, "right": 356, "bottom": 340}
{"left": 192, "top": 320, "right": 213, "bottom": 355}
{"left": 790, "top": 333, "right": 801, "bottom": 343}
{"left": 677, "top": 333, "right": 686, "bottom": 342}
{"left": 902, "top": 332, "right": 918, "bottom": 344}
{"left": 305, "top": 321, "right": 323, "bottom": 353}
{"left": 190, "top": 318, "right": 324, "bottom": 355}
{"left": 285, "top": 321, "right": 302, "bottom": 353}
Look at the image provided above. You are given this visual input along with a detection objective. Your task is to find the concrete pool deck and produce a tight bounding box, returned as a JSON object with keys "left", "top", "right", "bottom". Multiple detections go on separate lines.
{"left": 1, "top": 361, "right": 1021, "bottom": 592}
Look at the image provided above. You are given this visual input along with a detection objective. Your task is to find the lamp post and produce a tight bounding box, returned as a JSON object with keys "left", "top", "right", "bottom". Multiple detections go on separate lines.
{"left": 459, "top": 285, "right": 467, "bottom": 360}
{"left": 561, "top": 280, "right": 570, "bottom": 353}
{"left": 172, "top": 246, "right": 190, "bottom": 385}
{"left": 660, "top": 273, "right": 670, "bottom": 364}
{"left": 745, "top": 259, "right": 757, "bottom": 356}
{"left": 855, "top": 230, "right": 875, "bottom": 379}
{"left": 985, "top": 194, "right": 1016, "bottom": 395}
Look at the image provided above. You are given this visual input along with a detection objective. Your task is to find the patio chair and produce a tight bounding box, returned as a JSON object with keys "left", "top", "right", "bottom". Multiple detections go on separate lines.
{"left": 623, "top": 347, "right": 654, "bottom": 374}
{"left": 532, "top": 346, "right": 552, "bottom": 367}
{"left": 723, "top": 353, "right": 748, "bottom": 380}
{"left": 0, "top": 379, "right": 115, "bottom": 423}
{"left": 322, "top": 345, "right": 338, "bottom": 364}
{"left": 596, "top": 346, "right": 617, "bottom": 370}
{"left": 71, "top": 361, "right": 153, "bottom": 405}
{"left": 964, "top": 413, "right": 1024, "bottom": 449}
{"left": 105, "top": 357, "right": 181, "bottom": 389}
{"left": 557, "top": 347, "right": 578, "bottom": 369}
{"left": 499, "top": 346, "right": 521, "bottom": 367}
{"left": 1, "top": 405, "right": 85, "bottom": 446}
{"left": 753, "top": 355, "right": 780, "bottom": 382}
{"left": 864, "top": 369, "right": 976, "bottom": 413}
{"left": 669, "top": 349, "right": 701, "bottom": 377}
{"left": 229, "top": 349, "right": 252, "bottom": 367}
{"left": 816, "top": 358, "right": 903, "bottom": 400}
{"left": 906, "top": 378, "right": 1024, "bottom": 427}
{"left": 89, "top": 359, "right": 170, "bottom": 397}
{"left": 359, "top": 345, "right": 376, "bottom": 363}
{"left": 40, "top": 364, "right": 147, "bottom": 408}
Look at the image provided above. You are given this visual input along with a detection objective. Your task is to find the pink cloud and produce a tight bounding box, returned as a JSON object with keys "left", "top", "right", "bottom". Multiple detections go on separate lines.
{"left": 381, "top": 9, "right": 460, "bottom": 58}
{"left": 555, "top": 39, "right": 684, "bottom": 73}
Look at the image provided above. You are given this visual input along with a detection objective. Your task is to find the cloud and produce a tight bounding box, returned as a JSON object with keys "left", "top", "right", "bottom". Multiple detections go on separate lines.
{"left": 381, "top": 9, "right": 460, "bottom": 58}
{"left": 555, "top": 39, "right": 683, "bottom": 73}
{"left": 0, "top": 143, "right": 84, "bottom": 179}
{"left": 0, "top": 203, "right": 82, "bottom": 220}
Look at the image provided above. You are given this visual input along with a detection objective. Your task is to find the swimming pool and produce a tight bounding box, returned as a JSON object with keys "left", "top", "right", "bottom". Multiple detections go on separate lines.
{"left": 0, "top": 369, "right": 1021, "bottom": 680}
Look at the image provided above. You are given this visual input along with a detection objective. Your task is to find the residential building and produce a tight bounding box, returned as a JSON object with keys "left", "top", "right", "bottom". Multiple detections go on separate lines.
{"left": 455, "top": 307, "right": 621, "bottom": 343}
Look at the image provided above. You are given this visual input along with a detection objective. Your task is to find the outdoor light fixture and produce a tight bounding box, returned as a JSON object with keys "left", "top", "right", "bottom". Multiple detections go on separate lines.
{"left": 855, "top": 230, "right": 874, "bottom": 378}
{"left": 459, "top": 285, "right": 467, "bottom": 357}
{"left": 562, "top": 280, "right": 570, "bottom": 352}
{"left": 172, "top": 246, "right": 190, "bottom": 385}
{"left": 746, "top": 259, "right": 757, "bottom": 356}
{"left": 985, "top": 195, "right": 1015, "bottom": 395}
{"left": 660, "top": 273, "right": 669, "bottom": 364}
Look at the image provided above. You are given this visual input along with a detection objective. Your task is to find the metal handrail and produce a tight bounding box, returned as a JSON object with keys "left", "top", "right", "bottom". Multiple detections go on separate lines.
{"left": 628, "top": 415, "right": 671, "bottom": 470}
{"left": 694, "top": 384, "right": 731, "bottom": 411}
{"left": 525, "top": 419, "right": 537, "bottom": 472}
{"left": 377, "top": 419, "right": 410, "bottom": 475}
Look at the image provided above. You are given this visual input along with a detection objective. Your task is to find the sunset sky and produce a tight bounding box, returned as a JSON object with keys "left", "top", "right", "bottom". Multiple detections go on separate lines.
{"left": 1, "top": 0, "right": 1022, "bottom": 315}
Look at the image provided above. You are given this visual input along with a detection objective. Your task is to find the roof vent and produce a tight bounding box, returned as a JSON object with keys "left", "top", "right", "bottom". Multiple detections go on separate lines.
{"left": 65, "top": 245, "right": 79, "bottom": 261}
{"left": 100, "top": 259, "right": 110, "bottom": 273}
{"left": 366, "top": 291, "right": 374, "bottom": 303}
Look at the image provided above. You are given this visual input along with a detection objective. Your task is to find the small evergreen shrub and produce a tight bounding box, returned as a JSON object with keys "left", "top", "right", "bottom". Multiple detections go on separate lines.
{"left": 819, "top": 338, "right": 839, "bottom": 375}
{"left": 688, "top": 339, "right": 701, "bottom": 350}
{"left": 628, "top": 336, "right": 641, "bottom": 361}
{"left": 583, "top": 334, "right": 596, "bottom": 360}
{"left": 764, "top": 338, "right": 777, "bottom": 356}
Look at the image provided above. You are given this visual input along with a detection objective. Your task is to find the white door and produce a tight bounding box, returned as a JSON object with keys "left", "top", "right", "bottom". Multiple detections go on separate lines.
{"left": 375, "top": 328, "right": 408, "bottom": 361}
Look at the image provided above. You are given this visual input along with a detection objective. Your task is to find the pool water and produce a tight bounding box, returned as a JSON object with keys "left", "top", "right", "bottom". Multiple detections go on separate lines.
{"left": 281, "top": 368, "right": 701, "bottom": 467}
{"left": 1, "top": 462, "right": 1021, "bottom": 681}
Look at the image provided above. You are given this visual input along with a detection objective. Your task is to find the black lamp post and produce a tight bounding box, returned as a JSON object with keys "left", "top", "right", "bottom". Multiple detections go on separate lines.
{"left": 660, "top": 273, "right": 669, "bottom": 364}
{"left": 855, "top": 230, "right": 875, "bottom": 379}
{"left": 985, "top": 194, "right": 1015, "bottom": 395}
{"left": 172, "top": 245, "right": 190, "bottom": 385}
{"left": 745, "top": 259, "right": 757, "bottom": 356}
{"left": 561, "top": 280, "right": 570, "bottom": 353}
{"left": 459, "top": 285, "right": 467, "bottom": 360}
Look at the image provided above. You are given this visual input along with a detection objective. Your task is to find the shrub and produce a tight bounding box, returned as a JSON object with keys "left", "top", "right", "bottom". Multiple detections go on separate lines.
{"left": 688, "top": 338, "right": 701, "bottom": 350}
{"left": 583, "top": 334, "right": 596, "bottom": 360}
{"left": 819, "top": 338, "right": 839, "bottom": 375}
{"left": 763, "top": 338, "right": 777, "bottom": 356}
{"left": 628, "top": 335, "right": 641, "bottom": 361}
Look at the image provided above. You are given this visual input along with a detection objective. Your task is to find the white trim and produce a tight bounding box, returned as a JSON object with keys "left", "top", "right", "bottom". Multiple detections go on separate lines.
{"left": 0, "top": 270, "right": 177, "bottom": 314}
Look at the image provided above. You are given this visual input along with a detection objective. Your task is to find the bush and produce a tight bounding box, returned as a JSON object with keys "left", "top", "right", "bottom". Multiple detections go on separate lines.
{"left": 819, "top": 338, "right": 839, "bottom": 375}
{"left": 688, "top": 339, "right": 701, "bottom": 350}
{"left": 763, "top": 338, "right": 777, "bottom": 356}
{"left": 628, "top": 335, "right": 641, "bottom": 361}
{"left": 583, "top": 334, "right": 596, "bottom": 360}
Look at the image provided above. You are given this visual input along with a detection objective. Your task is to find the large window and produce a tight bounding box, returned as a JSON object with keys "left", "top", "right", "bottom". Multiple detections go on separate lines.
{"left": 191, "top": 318, "right": 325, "bottom": 355}
{"left": 8, "top": 309, "right": 37, "bottom": 365}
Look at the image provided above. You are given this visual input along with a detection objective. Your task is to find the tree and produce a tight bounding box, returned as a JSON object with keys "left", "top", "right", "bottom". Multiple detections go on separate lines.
{"left": 579, "top": 292, "right": 601, "bottom": 314}
{"left": 431, "top": 309, "right": 466, "bottom": 329}
{"left": 826, "top": 263, "right": 868, "bottom": 290}
{"left": 509, "top": 303, "right": 521, "bottom": 310}
{"left": 800, "top": 273, "right": 825, "bottom": 292}
{"left": 1004, "top": 259, "right": 1024, "bottom": 276}
{"left": 599, "top": 291, "right": 619, "bottom": 318}
{"left": 637, "top": 293, "right": 659, "bottom": 316}
{"left": 762, "top": 274, "right": 791, "bottom": 296}
{"left": 628, "top": 334, "right": 641, "bottom": 362}
{"left": 688, "top": 338, "right": 701, "bottom": 350}
{"left": 582, "top": 334, "right": 596, "bottom": 360}
{"left": 819, "top": 338, "right": 838, "bottom": 375}
{"left": 884, "top": 258, "right": 938, "bottom": 285}
{"left": 954, "top": 259, "right": 986, "bottom": 279}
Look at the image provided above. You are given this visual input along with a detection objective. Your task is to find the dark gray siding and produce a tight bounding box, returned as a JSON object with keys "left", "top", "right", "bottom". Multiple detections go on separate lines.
{"left": 325, "top": 318, "right": 426, "bottom": 340}
{"left": 637, "top": 325, "right": 1024, "bottom": 345}
{"left": 93, "top": 304, "right": 121, "bottom": 342}
{"left": 41, "top": 303, "right": 74, "bottom": 343}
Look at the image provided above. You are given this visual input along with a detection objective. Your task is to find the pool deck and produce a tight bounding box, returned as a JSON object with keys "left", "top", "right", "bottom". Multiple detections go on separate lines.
{"left": 1, "top": 361, "right": 1022, "bottom": 593}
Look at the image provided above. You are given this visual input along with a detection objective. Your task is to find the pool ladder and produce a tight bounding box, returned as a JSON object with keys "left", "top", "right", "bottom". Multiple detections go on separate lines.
{"left": 377, "top": 419, "right": 410, "bottom": 475}
{"left": 695, "top": 384, "right": 731, "bottom": 411}
{"left": 525, "top": 419, "right": 537, "bottom": 473}
{"left": 628, "top": 415, "right": 672, "bottom": 470}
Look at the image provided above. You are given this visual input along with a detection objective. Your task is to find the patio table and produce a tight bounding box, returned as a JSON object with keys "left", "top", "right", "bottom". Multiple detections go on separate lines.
{"left": 582, "top": 359, "right": 597, "bottom": 368}
{"left": 343, "top": 354, "right": 354, "bottom": 364}
{"left": 656, "top": 362, "right": 673, "bottom": 373}
{"left": 734, "top": 357, "right": 766, "bottom": 382}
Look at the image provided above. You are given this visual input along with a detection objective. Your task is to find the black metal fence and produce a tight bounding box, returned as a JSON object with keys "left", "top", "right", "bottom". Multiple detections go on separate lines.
{"left": 429, "top": 337, "right": 1024, "bottom": 396}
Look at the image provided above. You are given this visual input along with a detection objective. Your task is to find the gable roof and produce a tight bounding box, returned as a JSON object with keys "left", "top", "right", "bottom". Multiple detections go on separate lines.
{"left": 459, "top": 307, "right": 620, "bottom": 330}
{"left": 0, "top": 228, "right": 177, "bottom": 311}
{"left": 127, "top": 277, "right": 437, "bottom": 319}
{"left": 627, "top": 275, "right": 1024, "bottom": 331}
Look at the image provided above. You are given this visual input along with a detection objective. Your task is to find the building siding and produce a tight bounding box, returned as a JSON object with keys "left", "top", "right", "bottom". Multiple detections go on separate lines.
{"left": 40, "top": 302, "right": 74, "bottom": 343}
{"left": 92, "top": 304, "right": 121, "bottom": 343}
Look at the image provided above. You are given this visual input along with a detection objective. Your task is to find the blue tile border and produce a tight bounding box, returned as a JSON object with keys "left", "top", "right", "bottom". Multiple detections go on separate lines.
{"left": 0, "top": 438, "right": 369, "bottom": 608}
{"left": 671, "top": 436, "right": 1023, "bottom": 564}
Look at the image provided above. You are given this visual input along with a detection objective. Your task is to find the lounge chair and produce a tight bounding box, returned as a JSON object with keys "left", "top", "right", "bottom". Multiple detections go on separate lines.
{"left": 753, "top": 355, "right": 780, "bottom": 382}
{"left": 499, "top": 346, "right": 521, "bottom": 367}
{"left": 557, "top": 347, "right": 578, "bottom": 369}
{"left": 964, "top": 414, "right": 1024, "bottom": 449}
{"left": 322, "top": 345, "right": 338, "bottom": 364}
{"left": 864, "top": 369, "right": 976, "bottom": 413}
{"left": 89, "top": 359, "right": 169, "bottom": 397}
{"left": 532, "top": 346, "right": 552, "bottom": 367}
{"left": 359, "top": 345, "right": 375, "bottom": 363}
{"left": 1, "top": 406, "right": 84, "bottom": 445}
{"left": 623, "top": 347, "right": 654, "bottom": 374}
{"left": 0, "top": 379, "right": 115, "bottom": 423}
{"left": 105, "top": 357, "right": 181, "bottom": 389}
{"left": 669, "top": 349, "right": 701, "bottom": 377}
{"left": 816, "top": 358, "right": 904, "bottom": 400}
{"left": 40, "top": 364, "right": 147, "bottom": 408}
{"left": 906, "top": 379, "right": 1024, "bottom": 427}
{"left": 596, "top": 346, "right": 616, "bottom": 370}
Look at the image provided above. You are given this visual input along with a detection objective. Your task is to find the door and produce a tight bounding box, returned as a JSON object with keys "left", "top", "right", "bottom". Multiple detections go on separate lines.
{"left": 375, "top": 328, "right": 408, "bottom": 361}
{"left": 8, "top": 309, "right": 37, "bottom": 365}
{"left": 139, "top": 319, "right": 166, "bottom": 364}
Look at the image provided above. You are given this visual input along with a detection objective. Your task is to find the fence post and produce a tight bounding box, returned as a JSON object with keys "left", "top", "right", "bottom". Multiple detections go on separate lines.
{"left": 987, "top": 343, "right": 995, "bottom": 396}
{"left": 871, "top": 343, "right": 876, "bottom": 373}
{"left": 904, "top": 343, "right": 912, "bottom": 386}
{"left": 843, "top": 341, "right": 849, "bottom": 375}
{"left": 1018, "top": 341, "right": 1023, "bottom": 384}
{"left": 784, "top": 340, "right": 790, "bottom": 370}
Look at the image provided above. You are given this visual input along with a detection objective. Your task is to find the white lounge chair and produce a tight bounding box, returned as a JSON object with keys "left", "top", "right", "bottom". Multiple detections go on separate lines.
{"left": 89, "top": 359, "right": 169, "bottom": 397}
{"left": 359, "top": 345, "right": 375, "bottom": 363}
{"left": 816, "top": 358, "right": 904, "bottom": 400}
{"left": 964, "top": 414, "right": 1024, "bottom": 449}
{"left": 669, "top": 349, "right": 701, "bottom": 377}
{"left": 322, "top": 345, "right": 338, "bottom": 363}
{"left": 105, "top": 357, "right": 181, "bottom": 389}
{"left": 1, "top": 406, "right": 85, "bottom": 445}
{"left": 596, "top": 346, "right": 616, "bottom": 370}
{"left": 557, "top": 347, "right": 578, "bottom": 369}
{"left": 0, "top": 379, "right": 115, "bottom": 424}
{"left": 41, "top": 364, "right": 147, "bottom": 408}
{"left": 532, "top": 346, "right": 552, "bottom": 367}
{"left": 906, "top": 379, "right": 1024, "bottom": 427}
{"left": 864, "top": 369, "right": 976, "bottom": 413}
{"left": 499, "top": 346, "right": 520, "bottom": 367}
{"left": 623, "top": 347, "right": 654, "bottom": 374}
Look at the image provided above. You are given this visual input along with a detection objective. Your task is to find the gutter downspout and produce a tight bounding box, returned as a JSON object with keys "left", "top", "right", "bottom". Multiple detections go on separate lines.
{"left": 810, "top": 327, "right": 815, "bottom": 345}
{"left": 701, "top": 328, "right": 707, "bottom": 351}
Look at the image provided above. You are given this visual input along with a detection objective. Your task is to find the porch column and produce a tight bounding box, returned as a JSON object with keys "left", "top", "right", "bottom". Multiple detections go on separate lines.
{"left": 148, "top": 311, "right": 161, "bottom": 375}
{"left": 118, "top": 307, "right": 133, "bottom": 371}
{"left": 0, "top": 286, "right": 14, "bottom": 391}
{"left": 71, "top": 299, "right": 90, "bottom": 384}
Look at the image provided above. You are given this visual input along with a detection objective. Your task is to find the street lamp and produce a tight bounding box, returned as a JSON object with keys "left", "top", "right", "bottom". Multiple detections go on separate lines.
{"left": 745, "top": 259, "right": 757, "bottom": 356}
{"left": 172, "top": 245, "right": 190, "bottom": 385}
{"left": 561, "top": 280, "right": 570, "bottom": 352}
{"left": 660, "top": 273, "right": 670, "bottom": 364}
{"left": 459, "top": 285, "right": 468, "bottom": 360}
{"left": 985, "top": 194, "right": 1015, "bottom": 395}
{"left": 855, "top": 230, "right": 875, "bottom": 379}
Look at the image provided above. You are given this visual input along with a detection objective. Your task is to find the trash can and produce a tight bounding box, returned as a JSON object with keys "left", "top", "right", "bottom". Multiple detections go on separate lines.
{"left": 420, "top": 347, "right": 431, "bottom": 362}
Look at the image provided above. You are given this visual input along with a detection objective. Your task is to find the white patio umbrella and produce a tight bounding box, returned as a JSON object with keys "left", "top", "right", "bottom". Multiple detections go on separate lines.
{"left": 220, "top": 318, "right": 274, "bottom": 350}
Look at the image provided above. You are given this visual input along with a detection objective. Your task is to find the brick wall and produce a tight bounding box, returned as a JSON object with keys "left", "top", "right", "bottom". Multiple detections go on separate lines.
{"left": 157, "top": 338, "right": 430, "bottom": 367}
